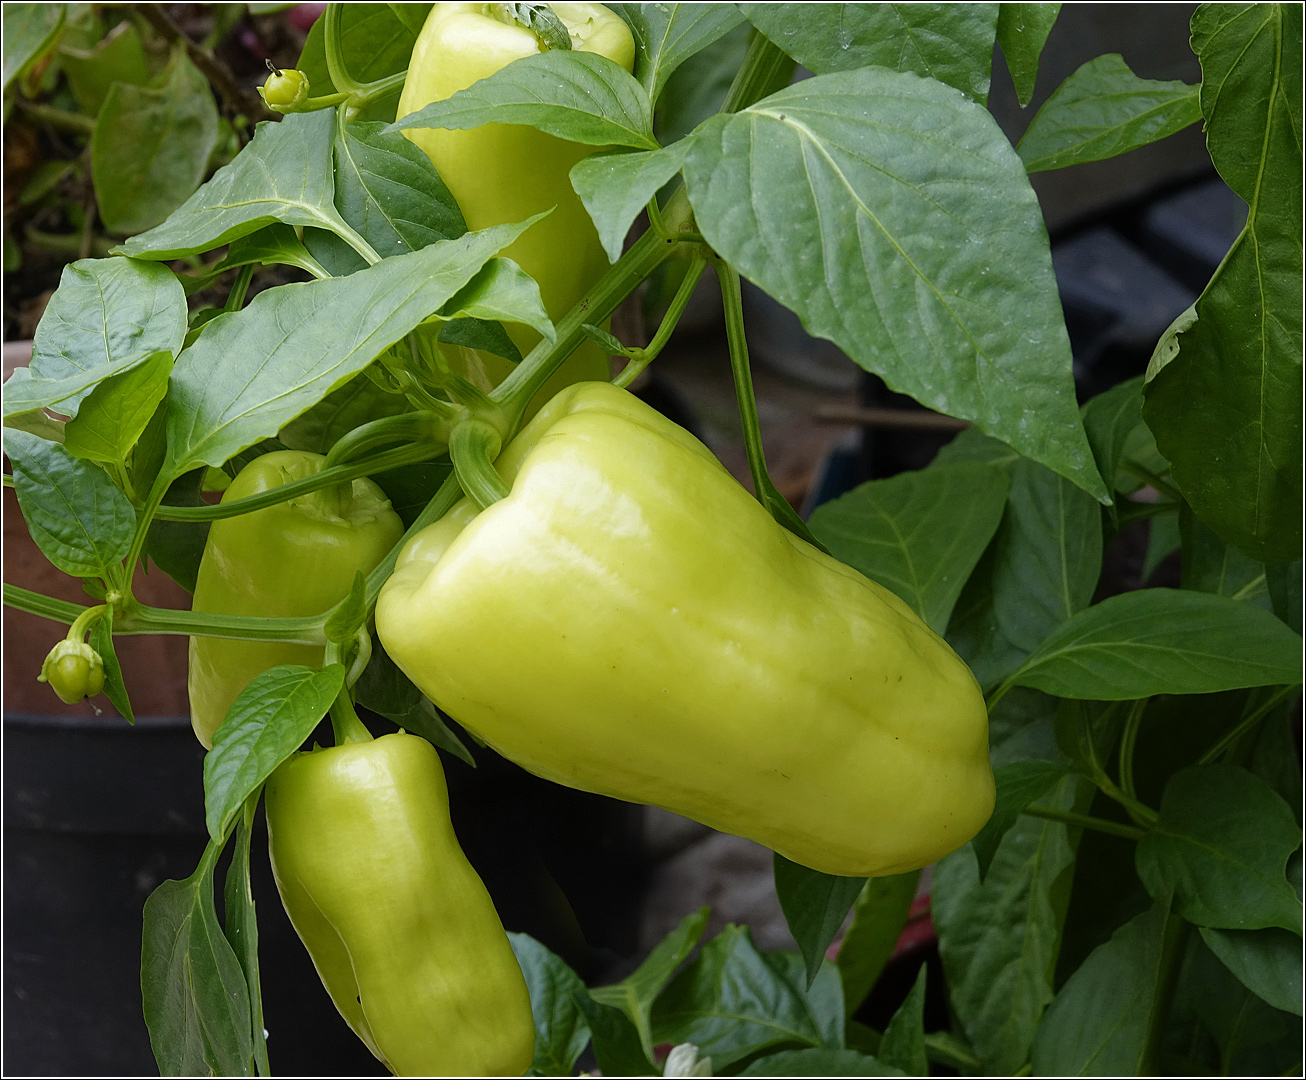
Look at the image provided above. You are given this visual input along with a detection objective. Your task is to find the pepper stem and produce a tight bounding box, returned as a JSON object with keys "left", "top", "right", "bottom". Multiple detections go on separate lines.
{"left": 329, "top": 687, "right": 373, "bottom": 746}
{"left": 449, "top": 420, "right": 509, "bottom": 510}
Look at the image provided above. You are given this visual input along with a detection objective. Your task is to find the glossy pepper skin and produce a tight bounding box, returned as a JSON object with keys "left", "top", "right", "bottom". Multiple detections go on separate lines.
{"left": 266, "top": 732, "right": 534, "bottom": 1077}
{"left": 376, "top": 383, "right": 995, "bottom": 878}
{"left": 188, "top": 451, "right": 403, "bottom": 748}
{"left": 396, "top": 3, "right": 635, "bottom": 403}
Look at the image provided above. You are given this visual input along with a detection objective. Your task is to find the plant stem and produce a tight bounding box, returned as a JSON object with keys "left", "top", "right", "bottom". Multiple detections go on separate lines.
{"left": 152, "top": 443, "right": 445, "bottom": 521}
{"left": 321, "top": 413, "right": 451, "bottom": 472}
{"left": 17, "top": 100, "right": 96, "bottom": 135}
{"left": 364, "top": 471, "right": 464, "bottom": 605}
{"left": 329, "top": 686, "right": 374, "bottom": 745}
{"left": 1117, "top": 698, "right": 1148, "bottom": 800}
{"left": 449, "top": 420, "right": 509, "bottom": 509}
{"left": 716, "top": 259, "right": 827, "bottom": 551}
{"left": 613, "top": 251, "right": 708, "bottom": 388}
{"left": 225, "top": 263, "right": 255, "bottom": 311}
{"left": 1199, "top": 685, "right": 1297, "bottom": 765}
{"left": 323, "top": 4, "right": 363, "bottom": 95}
{"left": 1021, "top": 804, "right": 1147, "bottom": 841}
{"left": 722, "top": 29, "right": 796, "bottom": 113}
{"left": 1118, "top": 461, "right": 1183, "bottom": 503}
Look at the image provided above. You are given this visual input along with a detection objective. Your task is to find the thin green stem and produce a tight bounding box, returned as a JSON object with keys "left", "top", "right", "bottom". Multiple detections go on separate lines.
{"left": 614, "top": 251, "right": 708, "bottom": 388}
{"left": 124, "top": 477, "right": 169, "bottom": 600}
{"left": 922, "top": 1034, "right": 981, "bottom": 1072}
{"left": 721, "top": 29, "right": 796, "bottom": 113}
{"left": 450, "top": 420, "right": 509, "bottom": 509}
{"left": 1119, "top": 461, "right": 1182, "bottom": 503}
{"left": 716, "top": 258, "right": 826, "bottom": 551}
{"left": 1229, "top": 572, "right": 1268, "bottom": 602}
{"left": 151, "top": 443, "right": 444, "bottom": 521}
{"left": 364, "top": 471, "right": 463, "bottom": 605}
{"left": 225, "top": 263, "right": 255, "bottom": 311}
{"left": 321, "top": 413, "right": 451, "bottom": 471}
{"left": 1021, "top": 804, "right": 1147, "bottom": 842}
{"left": 4, "top": 584, "right": 86, "bottom": 627}
{"left": 322, "top": 4, "right": 363, "bottom": 94}
{"left": 329, "top": 684, "right": 373, "bottom": 745}
{"left": 349, "top": 70, "right": 408, "bottom": 110}
{"left": 1117, "top": 698, "right": 1148, "bottom": 800}
{"left": 1199, "top": 685, "right": 1298, "bottom": 765}
{"left": 123, "top": 603, "right": 328, "bottom": 644}
{"left": 1142, "top": 916, "right": 1190, "bottom": 1076}
{"left": 66, "top": 604, "right": 107, "bottom": 642}
{"left": 18, "top": 100, "right": 97, "bottom": 135}
{"left": 1115, "top": 500, "right": 1181, "bottom": 527}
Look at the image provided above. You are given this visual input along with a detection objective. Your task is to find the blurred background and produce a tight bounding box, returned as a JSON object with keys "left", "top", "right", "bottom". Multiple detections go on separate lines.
{"left": 3, "top": 3, "right": 1233, "bottom": 1074}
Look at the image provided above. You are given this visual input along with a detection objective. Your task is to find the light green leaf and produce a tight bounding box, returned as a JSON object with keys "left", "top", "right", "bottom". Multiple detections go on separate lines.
{"left": 571, "top": 141, "right": 691, "bottom": 262}
{"left": 2, "top": 3, "right": 65, "bottom": 91}
{"left": 613, "top": 3, "right": 745, "bottom": 104}
{"left": 508, "top": 933, "right": 592, "bottom": 1076}
{"left": 63, "top": 351, "right": 172, "bottom": 466}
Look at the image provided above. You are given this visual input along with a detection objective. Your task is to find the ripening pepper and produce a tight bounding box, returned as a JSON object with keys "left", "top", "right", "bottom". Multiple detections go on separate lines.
{"left": 266, "top": 730, "right": 535, "bottom": 1077}
{"left": 376, "top": 383, "right": 995, "bottom": 878}
{"left": 188, "top": 451, "right": 403, "bottom": 748}
{"left": 396, "top": 2, "right": 635, "bottom": 402}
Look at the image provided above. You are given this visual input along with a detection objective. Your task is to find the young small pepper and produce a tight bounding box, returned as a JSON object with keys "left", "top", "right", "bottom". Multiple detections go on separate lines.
{"left": 188, "top": 451, "right": 403, "bottom": 747}
{"left": 376, "top": 383, "right": 996, "bottom": 878}
{"left": 266, "top": 729, "right": 535, "bottom": 1077}
{"left": 396, "top": 2, "right": 636, "bottom": 402}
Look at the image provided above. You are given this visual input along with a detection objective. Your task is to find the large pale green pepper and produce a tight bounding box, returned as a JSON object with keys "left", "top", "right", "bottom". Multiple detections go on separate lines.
{"left": 376, "top": 383, "right": 995, "bottom": 878}
{"left": 266, "top": 729, "right": 535, "bottom": 1077}
{"left": 396, "top": 2, "right": 635, "bottom": 403}
{"left": 188, "top": 451, "right": 403, "bottom": 748}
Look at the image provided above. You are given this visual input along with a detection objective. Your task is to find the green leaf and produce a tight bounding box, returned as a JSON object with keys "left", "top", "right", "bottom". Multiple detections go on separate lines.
{"left": 58, "top": 19, "right": 151, "bottom": 113}
{"left": 4, "top": 428, "right": 135, "bottom": 577}
{"left": 739, "top": 1048, "right": 904, "bottom": 1076}
{"left": 390, "top": 51, "right": 659, "bottom": 150}
{"left": 972, "top": 759, "right": 1074, "bottom": 880}
{"left": 277, "top": 370, "right": 414, "bottom": 455}
{"left": 652, "top": 925, "right": 823, "bottom": 1068}
{"left": 570, "top": 141, "right": 691, "bottom": 262}
{"left": 2, "top": 3, "right": 65, "bottom": 91}
{"left": 741, "top": 3, "right": 999, "bottom": 104}
{"left": 6, "top": 256, "right": 186, "bottom": 419}
{"left": 996, "top": 3, "right": 1061, "bottom": 107}
{"left": 590, "top": 907, "right": 709, "bottom": 1060}
{"left": 437, "top": 318, "right": 522, "bottom": 364}
{"left": 202, "top": 665, "right": 344, "bottom": 842}
{"left": 1136, "top": 765, "right": 1303, "bottom": 934}
{"left": 118, "top": 111, "right": 354, "bottom": 261}
{"left": 89, "top": 605, "right": 133, "bottom": 724}
{"left": 222, "top": 808, "right": 269, "bottom": 1078}
{"left": 835, "top": 872, "right": 920, "bottom": 1018}
{"left": 763, "top": 952, "right": 846, "bottom": 1050}
{"left": 297, "top": 3, "right": 429, "bottom": 122}
{"left": 214, "top": 224, "right": 330, "bottom": 280}
{"left": 654, "top": 21, "right": 751, "bottom": 145}
{"left": 141, "top": 841, "right": 254, "bottom": 1077}
{"left": 1267, "top": 560, "right": 1303, "bottom": 634}
{"left": 507, "top": 933, "right": 591, "bottom": 1077}
{"left": 933, "top": 777, "right": 1084, "bottom": 1074}
{"left": 1016, "top": 54, "right": 1200, "bottom": 172}
{"left": 1143, "top": 511, "right": 1181, "bottom": 581}
{"left": 810, "top": 461, "right": 1009, "bottom": 634}
{"left": 946, "top": 542, "right": 1028, "bottom": 692}
{"left": 1008, "top": 588, "right": 1304, "bottom": 700}
{"left": 613, "top": 3, "right": 745, "bottom": 104}
{"left": 1142, "top": 3, "right": 1303, "bottom": 563}
{"left": 1202, "top": 926, "right": 1303, "bottom": 1017}
{"left": 773, "top": 855, "right": 865, "bottom": 990}
{"left": 1031, "top": 888, "right": 1176, "bottom": 1076}
{"left": 437, "top": 257, "right": 555, "bottom": 343}
{"left": 682, "top": 67, "right": 1107, "bottom": 502}
{"left": 353, "top": 638, "right": 474, "bottom": 766}
{"left": 1180, "top": 503, "right": 1270, "bottom": 606}
{"left": 63, "top": 350, "right": 172, "bottom": 467}
{"left": 160, "top": 221, "right": 533, "bottom": 479}
{"left": 92, "top": 46, "right": 220, "bottom": 235}
{"left": 574, "top": 992, "right": 659, "bottom": 1078}
{"left": 877, "top": 964, "right": 928, "bottom": 1076}
{"left": 1080, "top": 375, "right": 1144, "bottom": 505}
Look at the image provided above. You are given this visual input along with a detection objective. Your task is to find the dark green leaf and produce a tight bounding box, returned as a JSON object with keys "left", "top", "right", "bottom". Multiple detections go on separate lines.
{"left": 570, "top": 142, "right": 691, "bottom": 262}
{"left": 202, "top": 665, "right": 345, "bottom": 841}
{"left": 507, "top": 933, "right": 591, "bottom": 1077}
{"left": 223, "top": 808, "right": 270, "bottom": 1077}
{"left": 1031, "top": 888, "right": 1176, "bottom": 1076}
{"left": 590, "top": 906, "right": 709, "bottom": 1060}
{"left": 1180, "top": 503, "right": 1270, "bottom": 606}
{"left": 1201, "top": 926, "right": 1303, "bottom": 1017}
{"left": 1017, "top": 54, "right": 1200, "bottom": 172}
{"left": 739, "top": 1048, "right": 904, "bottom": 1076}
{"left": 438, "top": 318, "right": 522, "bottom": 364}
{"left": 972, "top": 760, "right": 1074, "bottom": 880}
{"left": 92, "top": 46, "right": 220, "bottom": 234}
{"left": 1009, "top": 588, "right": 1304, "bottom": 700}
{"left": 276, "top": 371, "right": 413, "bottom": 456}
{"left": 1143, "top": 511, "right": 1181, "bottom": 581}
{"left": 613, "top": 3, "right": 745, "bottom": 103}
{"left": 370, "top": 461, "right": 454, "bottom": 529}
{"left": 877, "top": 964, "right": 927, "bottom": 1076}
{"left": 835, "top": 872, "right": 920, "bottom": 1018}
{"left": 2, "top": 3, "right": 65, "bottom": 90}
{"left": 1136, "top": 765, "right": 1303, "bottom": 934}
{"left": 89, "top": 605, "right": 133, "bottom": 725}
{"left": 390, "top": 51, "right": 658, "bottom": 150}
{"left": 810, "top": 461, "right": 1009, "bottom": 634}
{"left": 654, "top": 21, "right": 751, "bottom": 145}
{"left": 682, "top": 67, "right": 1107, "bottom": 501}
{"left": 214, "top": 224, "right": 330, "bottom": 280}
{"left": 652, "top": 925, "right": 823, "bottom": 1068}
{"left": 742, "top": 3, "right": 999, "bottom": 103}
{"left": 58, "top": 19, "right": 151, "bottom": 113}
{"left": 1267, "top": 560, "right": 1303, "bottom": 634}
{"left": 573, "top": 992, "right": 659, "bottom": 1078}
{"left": 141, "top": 842, "right": 254, "bottom": 1077}
{"left": 161, "top": 221, "right": 533, "bottom": 479}
{"left": 118, "top": 111, "right": 353, "bottom": 261}
{"left": 773, "top": 854, "right": 865, "bottom": 990}
{"left": 945, "top": 541, "right": 1028, "bottom": 692}
{"left": 1080, "top": 376, "right": 1144, "bottom": 504}
{"left": 933, "top": 777, "right": 1084, "bottom": 1074}
{"left": 763, "top": 951, "right": 846, "bottom": 1049}
{"left": 4, "top": 429, "right": 135, "bottom": 577}
{"left": 353, "top": 638, "right": 474, "bottom": 766}
{"left": 1142, "top": 4, "right": 1303, "bottom": 563}
{"left": 63, "top": 351, "right": 173, "bottom": 467}
{"left": 996, "top": 3, "right": 1061, "bottom": 107}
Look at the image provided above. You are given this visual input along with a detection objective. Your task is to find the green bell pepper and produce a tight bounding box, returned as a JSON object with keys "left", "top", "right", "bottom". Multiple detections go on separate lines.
{"left": 188, "top": 451, "right": 403, "bottom": 748}
{"left": 376, "top": 382, "right": 995, "bottom": 878}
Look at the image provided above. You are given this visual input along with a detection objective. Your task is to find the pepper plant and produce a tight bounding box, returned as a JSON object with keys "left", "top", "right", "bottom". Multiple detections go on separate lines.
{"left": 3, "top": 3, "right": 1302, "bottom": 1077}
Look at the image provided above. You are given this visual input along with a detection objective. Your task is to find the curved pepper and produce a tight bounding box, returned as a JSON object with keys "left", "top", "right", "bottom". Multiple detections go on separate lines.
{"left": 188, "top": 451, "right": 403, "bottom": 748}
{"left": 266, "top": 731, "right": 535, "bottom": 1077}
{"left": 396, "top": 2, "right": 635, "bottom": 403}
{"left": 376, "top": 383, "right": 995, "bottom": 878}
